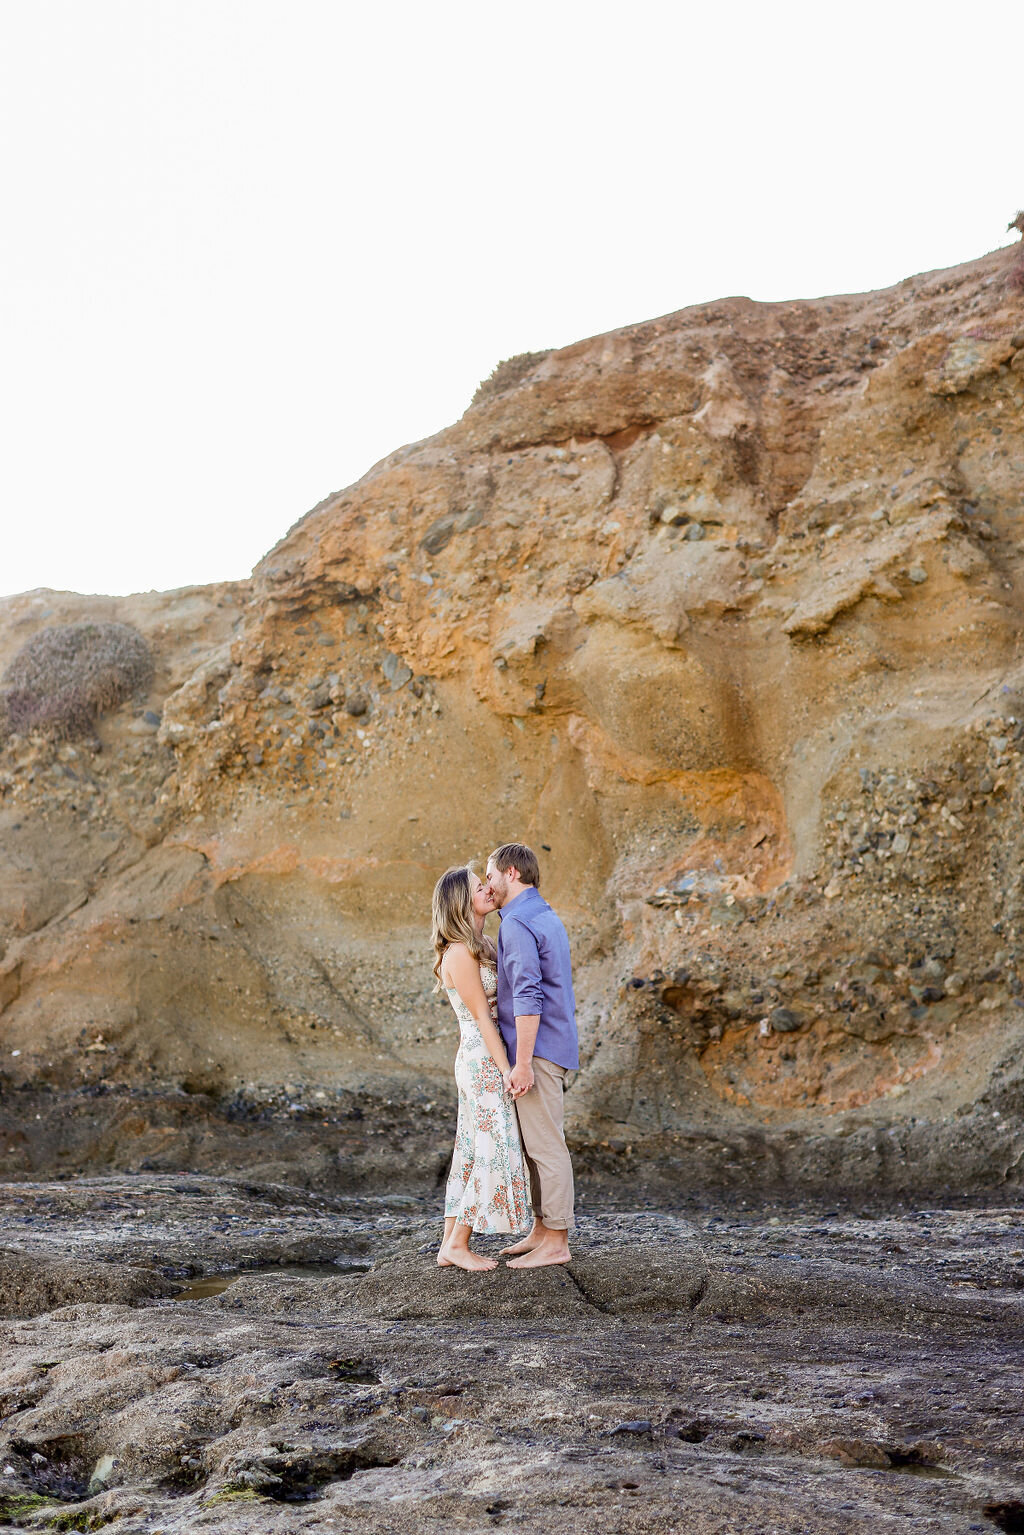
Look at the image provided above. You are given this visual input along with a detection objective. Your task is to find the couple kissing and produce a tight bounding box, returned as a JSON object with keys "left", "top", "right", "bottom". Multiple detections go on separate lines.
{"left": 430, "top": 842, "right": 578, "bottom": 1272}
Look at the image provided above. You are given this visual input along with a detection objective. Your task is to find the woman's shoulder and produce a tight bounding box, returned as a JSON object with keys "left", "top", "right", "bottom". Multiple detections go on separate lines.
{"left": 440, "top": 940, "right": 472, "bottom": 983}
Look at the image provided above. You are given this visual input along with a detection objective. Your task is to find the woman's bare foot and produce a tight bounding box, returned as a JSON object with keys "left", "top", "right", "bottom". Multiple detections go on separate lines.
{"left": 439, "top": 1244, "right": 498, "bottom": 1272}
{"left": 506, "top": 1240, "right": 571, "bottom": 1269}
{"left": 438, "top": 1216, "right": 458, "bottom": 1265}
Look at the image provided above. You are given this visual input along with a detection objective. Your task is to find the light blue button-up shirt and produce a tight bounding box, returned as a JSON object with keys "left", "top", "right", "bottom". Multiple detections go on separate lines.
{"left": 496, "top": 887, "right": 579, "bottom": 1071}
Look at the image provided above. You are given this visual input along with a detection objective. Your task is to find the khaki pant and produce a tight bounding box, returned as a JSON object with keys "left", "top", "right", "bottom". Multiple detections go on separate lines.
{"left": 515, "top": 1056, "right": 575, "bottom": 1231}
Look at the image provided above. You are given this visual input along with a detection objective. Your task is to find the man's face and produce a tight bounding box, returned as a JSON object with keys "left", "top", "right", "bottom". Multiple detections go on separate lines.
{"left": 485, "top": 859, "right": 510, "bottom": 907}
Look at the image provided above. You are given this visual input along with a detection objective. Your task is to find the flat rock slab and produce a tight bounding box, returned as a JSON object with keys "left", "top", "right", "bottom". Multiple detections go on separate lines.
{"left": 353, "top": 1251, "right": 595, "bottom": 1320}
{"left": 333, "top": 1245, "right": 1024, "bottom": 1340}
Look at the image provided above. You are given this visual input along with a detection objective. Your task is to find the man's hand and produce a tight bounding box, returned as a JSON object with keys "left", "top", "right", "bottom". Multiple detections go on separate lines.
{"left": 509, "top": 1060, "right": 535, "bottom": 1099}
{"left": 510, "top": 1015, "right": 540, "bottom": 1099}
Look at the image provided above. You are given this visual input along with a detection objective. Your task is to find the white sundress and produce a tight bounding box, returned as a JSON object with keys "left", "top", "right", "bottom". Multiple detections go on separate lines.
{"left": 444, "top": 963, "right": 532, "bottom": 1234}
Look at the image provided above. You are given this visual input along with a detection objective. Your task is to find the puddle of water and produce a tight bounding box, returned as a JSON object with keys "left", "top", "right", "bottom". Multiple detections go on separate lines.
{"left": 172, "top": 1261, "right": 370, "bottom": 1302}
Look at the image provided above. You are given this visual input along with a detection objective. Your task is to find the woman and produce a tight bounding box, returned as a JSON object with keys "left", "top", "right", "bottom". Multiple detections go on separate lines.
{"left": 431, "top": 864, "right": 531, "bottom": 1270}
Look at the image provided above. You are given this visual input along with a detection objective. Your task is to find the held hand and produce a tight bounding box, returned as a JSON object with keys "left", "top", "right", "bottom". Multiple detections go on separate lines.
{"left": 509, "top": 1060, "right": 535, "bottom": 1099}
{"left": 501, "top": 1069, "right": 514, "bottom": 1095}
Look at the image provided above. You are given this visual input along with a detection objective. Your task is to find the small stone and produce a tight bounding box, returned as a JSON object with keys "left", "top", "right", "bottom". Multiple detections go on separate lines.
{"left": 420, "top": 517, "right": 456, "bottom": 556}
{"left": 345, "top": 694, "right": 369, "bottom": 717}
{"left": 660, "top": 505, "right": 690, "bottom": 526}
{"left": 381, "top": 652, "right": 413, "bottom": 688}
{"left": 604, "top": 1419, "right": 653, "bottom": 1436}
{"left": 770, "top": 1007, "right": 803, "bottom": 1033}
{"left": 907, "top": 566, "right": 928, "bottom": 584}
{"left": 87, "top": 1452, "right": 119, "bottom": 1493}
{"left": 684, "top": 523, "right": 706, "bottom": 542}
{"left": 891, "top": 833, "right": 910, "bottom": 855}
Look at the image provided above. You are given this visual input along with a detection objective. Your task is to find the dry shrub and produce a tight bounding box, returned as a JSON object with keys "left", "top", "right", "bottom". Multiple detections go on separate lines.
{"left": 1007, "top": 210, "right": 1024, "bottom": 294}
{"left": 471, "top": 349, "right": 552, "bottom": 406}
{"left": 0, "top": 621, "right": 154, "bottom": 739}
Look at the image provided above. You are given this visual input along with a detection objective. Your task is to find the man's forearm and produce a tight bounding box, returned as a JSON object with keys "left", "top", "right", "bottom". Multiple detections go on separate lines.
{"left": 514, "top": 1014, "right": 540, "bottom": 1063}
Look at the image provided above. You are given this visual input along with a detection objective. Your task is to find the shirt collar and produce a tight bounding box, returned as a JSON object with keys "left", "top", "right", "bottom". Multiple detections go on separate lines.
{"left": 499, "top": 886, "right": 540, "bottom": 920}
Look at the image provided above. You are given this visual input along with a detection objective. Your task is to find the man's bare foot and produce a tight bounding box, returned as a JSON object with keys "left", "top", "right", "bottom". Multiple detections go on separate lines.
{"left": 438, "top": 1244, "right": 498, "bottom": 1272}
{"left": 506, "top": 1243, "right": 571, "bottom": 1269}
{"left": 499, "top": 1233, "right": 542, "bottom": 1256}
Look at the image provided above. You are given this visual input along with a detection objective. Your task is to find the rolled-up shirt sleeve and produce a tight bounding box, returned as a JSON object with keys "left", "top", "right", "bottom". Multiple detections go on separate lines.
{"left": 503, "top": 920, "right": 544, "bottom": 1016}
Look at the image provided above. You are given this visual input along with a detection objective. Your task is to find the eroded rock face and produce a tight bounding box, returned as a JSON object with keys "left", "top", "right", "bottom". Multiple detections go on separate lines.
{"left": 1, "top": 244, "right": 1024, "bottom": 1192}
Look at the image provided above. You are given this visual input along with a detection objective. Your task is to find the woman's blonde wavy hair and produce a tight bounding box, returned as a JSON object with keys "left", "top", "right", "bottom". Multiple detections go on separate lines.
{"left": 431, "top": 864, "right": 496, "bottom": 992}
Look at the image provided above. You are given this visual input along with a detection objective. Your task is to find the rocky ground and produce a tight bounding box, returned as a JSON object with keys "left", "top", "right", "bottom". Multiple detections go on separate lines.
{"left": 1, "top": 1176, "right": 1022, "bottom": 1533}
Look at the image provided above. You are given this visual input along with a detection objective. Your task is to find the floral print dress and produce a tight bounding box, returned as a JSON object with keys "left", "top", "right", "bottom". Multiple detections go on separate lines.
{"left": 444, "top": 963, "right": 532, "bottom": 1234}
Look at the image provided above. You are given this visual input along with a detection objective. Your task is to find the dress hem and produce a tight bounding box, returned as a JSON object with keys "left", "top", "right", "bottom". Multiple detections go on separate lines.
{"left": 447, "top": 1211, "right": 533, "bottom": 1235}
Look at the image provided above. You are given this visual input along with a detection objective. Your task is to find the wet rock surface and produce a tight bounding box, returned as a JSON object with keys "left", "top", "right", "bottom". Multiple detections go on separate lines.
{"left": 0, "top": 1176, "right": 1022, "bottom": 1531}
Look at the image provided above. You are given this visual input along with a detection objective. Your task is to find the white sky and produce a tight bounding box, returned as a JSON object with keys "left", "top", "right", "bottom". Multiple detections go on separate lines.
{"left": 1, "top": 0, "right": 1019, "bottom": 599}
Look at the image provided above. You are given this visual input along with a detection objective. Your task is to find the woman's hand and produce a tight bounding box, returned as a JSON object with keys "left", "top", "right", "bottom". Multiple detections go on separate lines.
{"left": 501, "top": 1068, "right": 514, "bottom": 1095}
{"left": 509, "top": 1060, "right": 535, "bottom": 1099}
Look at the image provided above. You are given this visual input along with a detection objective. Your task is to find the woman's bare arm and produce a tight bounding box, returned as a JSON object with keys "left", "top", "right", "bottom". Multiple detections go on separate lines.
{"left": 444, "top": 944, "right": 512, "bottom": 1077}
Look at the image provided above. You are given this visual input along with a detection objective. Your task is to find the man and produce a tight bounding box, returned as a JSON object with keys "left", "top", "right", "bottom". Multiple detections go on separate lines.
{"left": 485, "top": 842, "right": 579, "bottom": 1269}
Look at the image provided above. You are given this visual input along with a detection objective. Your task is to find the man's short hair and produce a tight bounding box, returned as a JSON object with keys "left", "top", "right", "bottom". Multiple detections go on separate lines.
{"left": 489, "top": 841, "right": 540, "bottom": 888}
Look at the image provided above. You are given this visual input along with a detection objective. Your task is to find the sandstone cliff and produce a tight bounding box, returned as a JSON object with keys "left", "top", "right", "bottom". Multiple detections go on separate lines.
{"left": 2, "top": 241, "right": 1023, "bottom": 1194}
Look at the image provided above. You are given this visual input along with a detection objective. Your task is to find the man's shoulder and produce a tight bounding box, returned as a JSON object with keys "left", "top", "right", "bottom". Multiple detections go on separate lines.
{"left": 504, "top": 892, "right": 566, "bottom": 937}
{"left": 500, "top": 890, "right": 542, "bottom": 929}
{"left": 501, "top": 906, "right": 538, "bottom": 935}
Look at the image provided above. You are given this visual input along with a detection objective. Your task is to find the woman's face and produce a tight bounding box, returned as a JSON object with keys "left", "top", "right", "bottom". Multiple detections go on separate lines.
{"left": 470, "top": 871, "right": 497, "bottom": 918}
